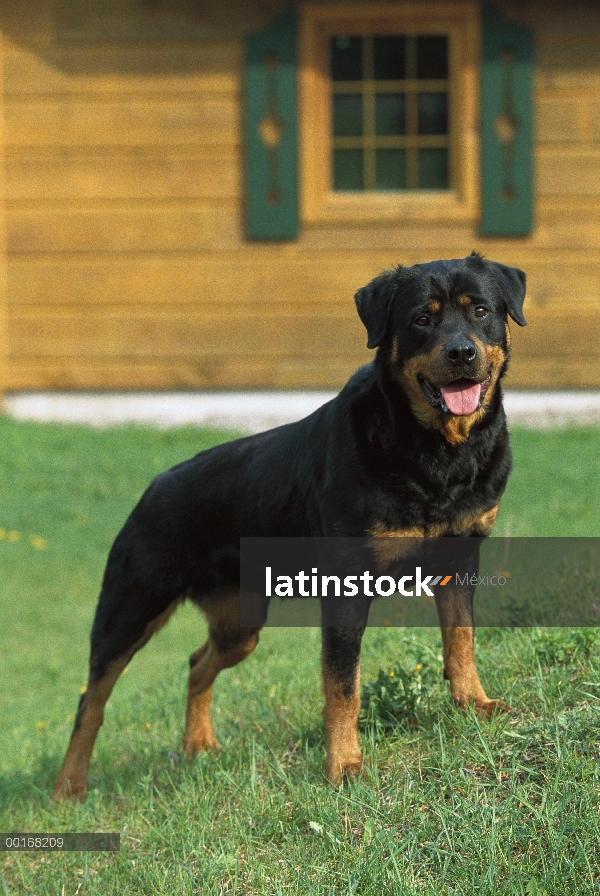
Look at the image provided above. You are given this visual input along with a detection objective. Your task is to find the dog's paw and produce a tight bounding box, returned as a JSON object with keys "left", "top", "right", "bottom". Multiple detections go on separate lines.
{"left": 51, "top": 776, "right": 87, "bottom": 802}
{"left": 183, "top": 733, "right": 221, "bottom": 756}
{"left": 453, "top": 696, "right": 513, "bottom": 717}
{"left": 475, "top": 697, "right": 512, "bottom": 717}
{"left": 326, "top": 750, "right": 364, "bottom": 785}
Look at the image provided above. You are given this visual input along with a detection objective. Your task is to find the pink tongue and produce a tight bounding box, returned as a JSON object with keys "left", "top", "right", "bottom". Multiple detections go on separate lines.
{"left": 440, "top": 380, "right": 482, "bottom": 415}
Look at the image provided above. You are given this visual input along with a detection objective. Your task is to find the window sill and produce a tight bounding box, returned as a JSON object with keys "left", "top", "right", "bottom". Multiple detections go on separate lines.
{"left": 303, "top": 188, "right": 478, "bottom": 225}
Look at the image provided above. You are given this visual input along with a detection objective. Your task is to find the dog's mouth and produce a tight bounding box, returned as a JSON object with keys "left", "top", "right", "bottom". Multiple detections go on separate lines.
{"left": 418, "top": 372, "right": 491, "bottom": 416}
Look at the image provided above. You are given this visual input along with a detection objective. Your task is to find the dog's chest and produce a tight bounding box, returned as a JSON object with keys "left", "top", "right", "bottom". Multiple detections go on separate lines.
{"left": 370, "top": 502, "right": 498, "bottom": 540}
{"left": 368, "top": 467, "right": 500, "bottom": 539}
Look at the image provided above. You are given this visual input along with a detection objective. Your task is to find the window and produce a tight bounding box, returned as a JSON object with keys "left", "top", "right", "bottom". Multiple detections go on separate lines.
{"left": 331, "top": 34, "right": 450, "bottom": 191}
{"left": 300, "top": 3, "right": 479, "bottom": 224}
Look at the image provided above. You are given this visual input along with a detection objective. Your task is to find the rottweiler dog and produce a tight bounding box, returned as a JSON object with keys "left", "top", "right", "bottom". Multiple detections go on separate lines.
{"left": 53, "top": 252, "right": 526, "bottom": 800}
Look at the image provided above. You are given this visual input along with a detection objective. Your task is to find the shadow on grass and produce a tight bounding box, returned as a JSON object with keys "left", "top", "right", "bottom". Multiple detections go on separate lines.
{"left": 0, "top": 726, "right": 332, "bottom": 814}
{"left": 0, "top": 759, "right": 60, "bottom": 807}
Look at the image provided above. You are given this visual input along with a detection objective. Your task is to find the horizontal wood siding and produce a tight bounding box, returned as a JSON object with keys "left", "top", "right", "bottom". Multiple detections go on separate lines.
{"left": 2, "top": 0, "right": 600, "bottom": 390}
{"left": 4, "top": 148, "right": 239, "bottom": 200}
{"left": 0, "top": 33, "right": 6, "bottom": 398}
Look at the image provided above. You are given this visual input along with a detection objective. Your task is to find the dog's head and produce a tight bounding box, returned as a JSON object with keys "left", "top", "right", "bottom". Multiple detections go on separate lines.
{"left": 355, "top": 252, "right": 526, "bottom": 444}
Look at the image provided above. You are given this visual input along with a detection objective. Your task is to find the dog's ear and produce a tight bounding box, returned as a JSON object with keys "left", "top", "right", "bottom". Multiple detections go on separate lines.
{"left": 354, "top": 269, "right": 400, "bottom": 349}
{"left": 489, "top": 261, "right": 527, "bottom": 327}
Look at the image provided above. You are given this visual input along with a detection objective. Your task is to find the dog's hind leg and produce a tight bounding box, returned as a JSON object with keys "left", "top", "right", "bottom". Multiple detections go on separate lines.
{"left": 321, "top": 627, "right": 365, "bottom": 784}
{"left": 52, "top": 604, "right": 180, "bottom": 801}
{"left": 52, "top": 600, "right": 179, "bottom": 801}
{"left": 183, "top": 593, "right": 260, "bottom": 755}
{"left": 52, "top": 552, "right": 183, "bottom": 802}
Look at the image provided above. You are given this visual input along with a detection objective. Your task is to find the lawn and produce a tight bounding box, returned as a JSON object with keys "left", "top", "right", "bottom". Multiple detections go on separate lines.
{"left": 1, "top": 417, "right": 599, "bottom": 895}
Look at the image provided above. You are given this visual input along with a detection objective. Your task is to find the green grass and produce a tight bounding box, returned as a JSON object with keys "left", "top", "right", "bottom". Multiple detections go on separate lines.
{"left": 1, "top": 417, "right": 599, "bottom": 894}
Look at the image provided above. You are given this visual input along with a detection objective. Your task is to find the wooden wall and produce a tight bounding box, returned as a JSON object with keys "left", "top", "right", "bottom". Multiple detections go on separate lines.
{"left": 0, "top": 0, "right": 599, "bottom": 391}
{"left": 0, "top": 30, "right": 6, "bottom": 397}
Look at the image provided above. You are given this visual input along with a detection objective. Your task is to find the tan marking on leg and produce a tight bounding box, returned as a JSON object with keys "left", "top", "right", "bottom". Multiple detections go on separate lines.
{"left": 369, "top": 524, "right": 425, "bottom": 567}
{"left": 440, "top": 627, "right": 508, "bottom": 716}
{"left": 436, "top": 582, "right": 508, "bottom": 716}
{"left": 183, "top": 633, "right": 259, "bottom": 755}
{"left": 52, "top": 656, "right": 128, "bottom": 801}
{"left": 184, "top": 642, "right": 222, "bottom": 754}
{"left": 197, "top": 588, "right": 248, "bottom": 631}
{"left": 322, "top": 663, "right": 362, "bottom": 784}
{"left": 453, "top": 503, "right": 499, "bottom": 536}
{"left": 52, "top": 602, "right": 180, "bottom": 802}
{"left": 184, "top": 592, "right": 259, "bottom": 756}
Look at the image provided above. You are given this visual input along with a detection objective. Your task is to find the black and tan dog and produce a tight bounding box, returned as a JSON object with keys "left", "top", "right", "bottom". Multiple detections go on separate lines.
{"left": 53, "top": 252, "right": 526, "bottom": 800}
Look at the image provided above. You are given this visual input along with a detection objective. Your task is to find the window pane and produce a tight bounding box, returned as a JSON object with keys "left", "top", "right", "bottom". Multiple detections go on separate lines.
{"left": 375, "top": 93, "right": 405, "bottom": 136}
{"left": 373, "top": 35, "right": 405, "bottom": 80}
{"left": 376, "top": 148, "right": 406, "bottom": 189}
{"left": 333, "top": 94, "right": 363, "bottom": 137}
{"left": 418, "top": 147, "right": 449, "bottom": 188}
{"left": 416, "top": 35, "right": 448, "bottom": 79}
{"left": 418, "top": 92, "right": 448, "bottom": 135}
{"left": 334, "top": 149, "right": 364, "bottom": 190}
{"left": 331, "top": 36, "right": 362, "bottom": 81}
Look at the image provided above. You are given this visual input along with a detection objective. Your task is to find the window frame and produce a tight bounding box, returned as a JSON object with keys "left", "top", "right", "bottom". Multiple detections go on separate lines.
{"left": 299, "top": 2, "right": 480, "bottom": 225}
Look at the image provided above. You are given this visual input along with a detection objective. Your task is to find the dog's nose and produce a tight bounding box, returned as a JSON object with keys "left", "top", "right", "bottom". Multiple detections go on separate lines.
{"left": 445, "top": 338, "right": 477, "bottom": 366}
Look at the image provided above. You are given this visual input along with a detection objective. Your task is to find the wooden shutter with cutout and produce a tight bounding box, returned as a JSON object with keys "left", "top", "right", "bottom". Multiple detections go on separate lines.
{"left": 245, "top": 9, "right": 298, "bottom": 240}
{"left": 481, "top": 4, "right": 534, "bottom": 236}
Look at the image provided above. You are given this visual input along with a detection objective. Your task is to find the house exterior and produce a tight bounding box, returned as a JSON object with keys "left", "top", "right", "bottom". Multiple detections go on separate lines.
{"left": 0, "top": 0, "right": 598, "bottom": 394}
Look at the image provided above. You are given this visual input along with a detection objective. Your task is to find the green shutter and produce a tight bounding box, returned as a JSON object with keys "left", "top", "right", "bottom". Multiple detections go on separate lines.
{"left": 245, "top": 9, "right": 298, "bottom": 240}
{"left": 481, "top": 4, "right": 533, "bottom": 236}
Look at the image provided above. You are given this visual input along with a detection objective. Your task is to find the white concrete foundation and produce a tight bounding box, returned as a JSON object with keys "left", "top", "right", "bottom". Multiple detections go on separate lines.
{"left": 4, "top": 390, "right": 600, "bottom": 432}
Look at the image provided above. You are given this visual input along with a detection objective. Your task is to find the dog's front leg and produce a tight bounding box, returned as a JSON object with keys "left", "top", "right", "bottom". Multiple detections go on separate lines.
{"left": 321, "top": 626, "right": 364, "bottom": 783}
{"left": 435, "top": 574, "right": 507, "bottom": 716}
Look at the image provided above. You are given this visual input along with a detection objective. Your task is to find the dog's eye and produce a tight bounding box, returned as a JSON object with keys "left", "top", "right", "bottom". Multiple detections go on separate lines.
{"left": 414, "top": 315, "right": 431, "bottom": 327}
{"left": 474, "top": 306, "right": 489, "bottom": 318}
